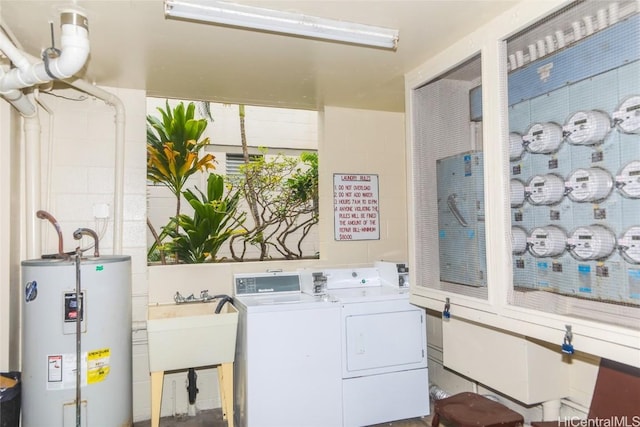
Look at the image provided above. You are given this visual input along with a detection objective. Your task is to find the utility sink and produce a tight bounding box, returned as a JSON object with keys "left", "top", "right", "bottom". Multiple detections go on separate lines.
{"left": 147, "top": 301, "right": 238, "bottom": 372}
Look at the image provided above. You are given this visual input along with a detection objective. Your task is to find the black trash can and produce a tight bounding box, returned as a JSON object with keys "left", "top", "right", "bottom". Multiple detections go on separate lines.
{"left": 0, "top": 372, "right": 20, "bottom": 427}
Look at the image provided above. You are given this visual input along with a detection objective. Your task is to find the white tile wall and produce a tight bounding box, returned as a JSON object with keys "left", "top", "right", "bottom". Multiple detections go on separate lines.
{"left": 35, "top": 86, "right": 151, "bottom": 421}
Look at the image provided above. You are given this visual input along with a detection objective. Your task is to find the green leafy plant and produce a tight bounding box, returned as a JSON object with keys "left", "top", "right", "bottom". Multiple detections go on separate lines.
{"left": 162, "top": 174, "right": 245, "bottom": 263}
{"left": 146, "top": 101, "right": 216, "bottom": 263}
{"left": 228, "top": 150, "right": 319, "bottom": 260}
{"left": 147, "top": 101, "right": 215, "bottom": 218}
{"left": 287, "top": 152, "right": 318, "bottom": 208}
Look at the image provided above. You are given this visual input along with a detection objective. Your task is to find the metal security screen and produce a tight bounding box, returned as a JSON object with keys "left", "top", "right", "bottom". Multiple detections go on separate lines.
{"left": 506, "top": 0, "right": 640, "bottom": 329}
{"left": 411, "top": 54, "right": 488, "bottom": 300}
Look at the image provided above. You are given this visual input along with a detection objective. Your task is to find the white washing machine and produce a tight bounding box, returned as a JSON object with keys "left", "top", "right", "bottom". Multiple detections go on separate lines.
{"left": 233, "top": 271, "right": 342, "bottom": 427}
{"left": 300, "top": 266, "right": 430, "bottom": 427}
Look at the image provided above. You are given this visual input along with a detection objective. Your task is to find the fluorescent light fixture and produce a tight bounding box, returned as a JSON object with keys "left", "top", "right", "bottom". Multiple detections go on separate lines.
{"left": 164, "top": 0, "right": 399, "bottom": 49}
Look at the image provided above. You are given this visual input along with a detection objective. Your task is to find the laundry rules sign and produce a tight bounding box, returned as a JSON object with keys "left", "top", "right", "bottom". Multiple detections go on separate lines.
{"left": 334, "top": 174, "right": 380, "bottom": 241}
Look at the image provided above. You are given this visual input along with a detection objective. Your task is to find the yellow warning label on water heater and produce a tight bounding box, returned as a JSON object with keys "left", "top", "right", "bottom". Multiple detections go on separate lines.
{"left": 87, "top": 348, "right": 111, "bottom": 384}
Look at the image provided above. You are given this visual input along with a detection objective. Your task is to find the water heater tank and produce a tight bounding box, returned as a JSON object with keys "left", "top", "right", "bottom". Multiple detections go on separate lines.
{"left": 21, "top": 256, "right": 132, "bottom": 427}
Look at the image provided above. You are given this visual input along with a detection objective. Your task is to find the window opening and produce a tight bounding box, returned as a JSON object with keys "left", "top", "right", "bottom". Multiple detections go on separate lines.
{"left": 411, "top": 53, "right": 488, "bottom": 300}
{"left": 146, "top": 98, "right": 319, "bottom": 264}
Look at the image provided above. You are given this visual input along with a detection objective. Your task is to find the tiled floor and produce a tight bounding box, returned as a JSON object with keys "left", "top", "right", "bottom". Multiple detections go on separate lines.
{"left": 133, "top": 408, "right": 433, "bottom": 427}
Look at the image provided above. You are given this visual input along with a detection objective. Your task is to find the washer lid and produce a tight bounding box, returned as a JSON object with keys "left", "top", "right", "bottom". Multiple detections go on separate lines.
{"left": 235, "top": 292, "right": 335, "bottom": 311}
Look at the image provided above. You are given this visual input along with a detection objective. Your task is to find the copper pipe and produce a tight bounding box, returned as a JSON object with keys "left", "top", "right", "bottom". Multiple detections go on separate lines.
{"left": 73, "top": 227, "right": 99, "bottom": 258}
{"left": 36, "top": 210, "right": 64, "bottom": 257}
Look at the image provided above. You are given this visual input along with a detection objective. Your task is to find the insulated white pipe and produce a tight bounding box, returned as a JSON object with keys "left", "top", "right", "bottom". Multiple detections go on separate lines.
{"left": 541, "top": 399, "right": 562, "bottom": 421}
{"left": 560, "top": 398, "right": 589, "bottom": 416}
{"left": 0, "top": 9, "right": 89, "bottom": 93}
{"left": 0, "top": 82, "right": 36, "bottom": 117}
{"left": 0, "top": 19, "right": 37, "bottom": 117}
{"left": 35, "top": 92, "right": 54, "bottom": 212}
{"left": 0, "top": 35, "right": 31, "bottom": 73}
{"left": 24, "top": 115, "right": 42, "bottom": 258}
{"left": 65, "top": 78, "right": 125, "bottom": 254}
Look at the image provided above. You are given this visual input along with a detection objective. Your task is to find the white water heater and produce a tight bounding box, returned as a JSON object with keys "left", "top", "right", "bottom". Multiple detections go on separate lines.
{"left": 21, "top": 256, "right": 132, "bottom": 427}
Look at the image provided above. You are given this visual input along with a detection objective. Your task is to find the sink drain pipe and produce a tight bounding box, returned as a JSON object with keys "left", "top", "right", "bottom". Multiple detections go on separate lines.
{"left": 186, "top": 295, "right": 234, "bottom": 416}
{"left": 187, "top": 368, "right": 199, "bottom": 416}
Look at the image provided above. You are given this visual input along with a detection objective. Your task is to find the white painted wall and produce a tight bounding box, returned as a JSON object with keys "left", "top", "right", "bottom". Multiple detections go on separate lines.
{"left": 319, "top": 106, "right": 408, "bottom": 264}
{"left": 146, "top": 98, "right": 318, "bottom": 150}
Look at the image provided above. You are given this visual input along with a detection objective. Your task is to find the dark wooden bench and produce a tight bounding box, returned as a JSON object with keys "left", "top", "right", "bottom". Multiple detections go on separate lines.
{"left": 531, "top": 358, "right": 640, "bottom": 427}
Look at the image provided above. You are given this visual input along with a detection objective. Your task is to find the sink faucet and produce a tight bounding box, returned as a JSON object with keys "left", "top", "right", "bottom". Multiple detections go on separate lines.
{"left": 174, "top": 290, "right": 215, "bottom": 304}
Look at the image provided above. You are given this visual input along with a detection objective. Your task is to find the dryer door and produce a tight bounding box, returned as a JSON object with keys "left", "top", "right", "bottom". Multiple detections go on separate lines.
{"left": 343, "top": 303, "right": 426, "bottom": 378}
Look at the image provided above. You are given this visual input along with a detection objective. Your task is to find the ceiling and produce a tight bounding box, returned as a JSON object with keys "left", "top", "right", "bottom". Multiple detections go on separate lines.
{"left": 0, "top": 0, "right": 516, "bottom": 112}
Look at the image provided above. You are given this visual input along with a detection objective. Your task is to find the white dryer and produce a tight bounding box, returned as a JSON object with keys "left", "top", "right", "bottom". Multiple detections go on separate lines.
{"left": 233, "top": 271, "right": 342, "bottom": 427}
{"left": 301, "top": 267, "right": 430, "bottom": 427}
